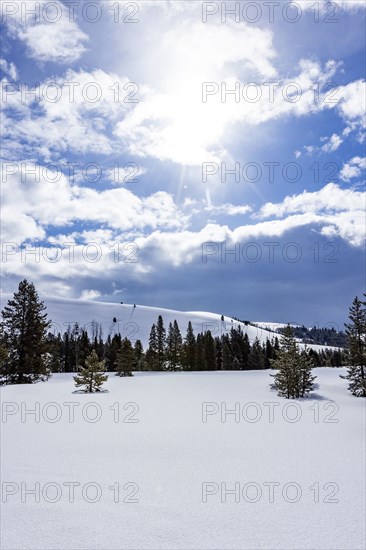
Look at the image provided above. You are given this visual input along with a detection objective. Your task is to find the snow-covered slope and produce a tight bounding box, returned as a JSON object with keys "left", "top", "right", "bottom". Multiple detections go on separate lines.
{"left": 0, "top": 295, "right": 339, "bottom": 351}
{"left": 253, "top": 321, "right": 301, "bottom": 332}
{"left": 1, "top": 369, "right": 364, "bottom": 550}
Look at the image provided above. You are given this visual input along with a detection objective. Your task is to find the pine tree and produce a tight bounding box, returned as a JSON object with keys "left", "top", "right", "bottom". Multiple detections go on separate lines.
{"left": 242, "top": 333, "right": 251, "bottom": 369}
{"left": 270, "top": 325, "right": 316, "bottom": 399}
{"left": 115, "top": 338, "right": 134, "bottom": 377}
{"left": 63, "top": 330, "right": 71, "bottom": 372}
{"left": 196, "top": 333, "right": 205, "bottom": 370}
{"left": 215, "top": 337, "right": 222, "bottom": 370}
{"left": 79, "top": 329, "right": 92, "bottom": 368}
{"left": 203, "top": 331, "right": 217, "bottom": 370}
{"left": 166, "top": 320, "right": 183, "bottom": 371}
{"left": 166, "top": 322, "right": 174, "bottom": 370}
{"left": 183, "top": 321, "right": 196, "bottom": 370}
{"left": 69, "top": 324, "right": 81, "bottom": 371}
{"left": 73, "top": 350, "right": 108, "bottom": 393}
{"left": 1, "top": 279, "right": 51, "bottom": 384}
{"left": 45, "top": 333, "right": 63, "bottom": 373}
{"left": 264, "top": 339, "right": 275, "bottom": 369}
{"left": 0, "top": 325, "right": 10, "bottom": 384}
{"left": 248, "top": 338, "right": 265, "bottom": 370}
{"left": 229, "top": 327, "right": 250, "bottom": 369}
{"left": 133, "top": 339, "right": 144, "bottom": 371}
{"left": 221, "top": 337, "right": 232, "bottom": 370}
{"left": 308, "top": 348, "right": 321, "bottom": 367}
{"left": 299, "top": 349, "right": 316, "bottom": 397}
{"left": 105, "top": 334, "right": 122, "bottom": 371}
{"left": 341, "top": 296, "right": 366, "bottom": 397}
{"left": 156, "top": 315, "right": 166, "bottom": 369}
{"left": 146, "top": 323, "right": 159, "bottom": 370}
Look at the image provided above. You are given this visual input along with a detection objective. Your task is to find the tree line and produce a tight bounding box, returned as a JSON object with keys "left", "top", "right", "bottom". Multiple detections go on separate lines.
{"left": 0, "top": 280, "right": 365, "bottom": 398}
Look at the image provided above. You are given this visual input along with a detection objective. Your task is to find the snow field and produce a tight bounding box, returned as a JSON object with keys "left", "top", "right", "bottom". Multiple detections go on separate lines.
{"left": 1, "top": 368, "right": 365, "bottom": 549}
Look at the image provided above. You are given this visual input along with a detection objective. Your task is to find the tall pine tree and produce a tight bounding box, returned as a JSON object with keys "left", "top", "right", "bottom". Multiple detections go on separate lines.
{"left": 1, "top": 280, "right": 51, "bottom": 384}
{"left": 156, "top": 315, "right": 167, "bottom": 369}
{"left": 0, "top": 325, "right": 10, "bottom": 383}
{"left": 196, "top": 333, "right": 205, "bottom": 370}
{"left": 146, "top": 323, "right": 159, "bottom": 370}
{"left": 166, "top": 320, "right": 183, "bottom": 371}
{"left": 115, "top": 338, "right": 134, "bottom": 377}
{"left": 341, "top": 296, "right": 366, "bottom": 397}
{"left": 183, "top": 321, "right": 196, "bottom": 370}
{"left": 248, "top": 338, "right": 265, "bottom": 370}
{"left": 203, "top": 331, "right": 217, "bottom": 370}
{"left": 133, "top": 339, "right": 144, "bottom": 371}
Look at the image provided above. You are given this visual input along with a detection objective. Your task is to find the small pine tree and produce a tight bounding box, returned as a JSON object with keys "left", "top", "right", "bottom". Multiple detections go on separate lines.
{"left": 270, "top": 325, "right": 316, "bottom": 399}
{"left": 341, "top": 296, "right": 366, "bottom": 397}
{"left": 115, "top": 338, "right": 134, "bottom": 377}
{"left": 1, "top": 279, "right": 51, "bottom": 384}
{"left": 73, "top": 350, "right": 108, "bottom": 393}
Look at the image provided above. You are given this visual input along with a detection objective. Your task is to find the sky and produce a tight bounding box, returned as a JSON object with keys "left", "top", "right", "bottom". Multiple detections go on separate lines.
{"left": 0, "top": 0, "right": 365, "bottom": 327}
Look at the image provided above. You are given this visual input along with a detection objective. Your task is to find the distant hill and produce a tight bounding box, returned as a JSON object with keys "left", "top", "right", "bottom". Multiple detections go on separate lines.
{"left": 0, "top": 295, "right": 341, "bottom": 351}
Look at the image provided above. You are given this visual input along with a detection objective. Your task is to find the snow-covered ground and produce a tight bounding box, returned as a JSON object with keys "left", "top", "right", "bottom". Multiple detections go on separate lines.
{"left": 0, "top": 295, "right": 340, "bottom": 351}
{"left": 1, "top": 368, "right": 365, "bottom": 550}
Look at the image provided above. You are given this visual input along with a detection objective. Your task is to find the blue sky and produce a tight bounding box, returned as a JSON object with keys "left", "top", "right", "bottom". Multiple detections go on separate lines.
{"left": 1, "top": 0, "right": 365, "bottom": 326}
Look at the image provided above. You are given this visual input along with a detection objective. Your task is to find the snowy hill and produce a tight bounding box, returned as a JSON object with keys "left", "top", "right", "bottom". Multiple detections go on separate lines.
{"left": 0, "top": 295, "right": 339, "bottom": 351}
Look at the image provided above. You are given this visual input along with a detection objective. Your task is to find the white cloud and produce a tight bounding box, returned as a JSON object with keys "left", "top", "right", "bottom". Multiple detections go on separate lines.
{"left": 137, "top": 194, "right": 366, "bottom": 268}
{"left": 321, "top": 133, "right": 343, "bottom": 153}
{"left": 107, "top": 165, "right": 147, "bottom": 185}
{"left": 205, "top": 204, "right": 252, "bottom": 216}
{"left": 340, "top": 156, "right": 366, "bottom": 182}
{"left": 4, "top": 0, "right": 87, "bottom": 63}
{"left": 1, "top": 69, "right": 135, "bottom": 159}
{"left": 0, "top": 162, "right": 189, "bottom": 244}
{"left": 334, "top": 0, "right": 366, "bottom": 8}
{"left": 2, "top": 175, "right": 364, "bottom": 293}
{"left": 293, "top": 1, "right": 366, "bottom": 10}
{"left": 337, "top": 79, "right": 366, "bottom": 127}
{"left": 0, "top": 58, "right": 18, "bottom": 80}
{"left": 297, "top": 78, "right": 366, "bottom": 156}
{"left": 256, "top": 183, "right": 364, "bottom": 218}
{"left": 1, "top": 15, "right": 363, "bottom": 168}
{"left": 80, "top": 290, "right": 101, "bottom": 301}
{"left": 115, "top": 57, "right": 341, "bottom": 165}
